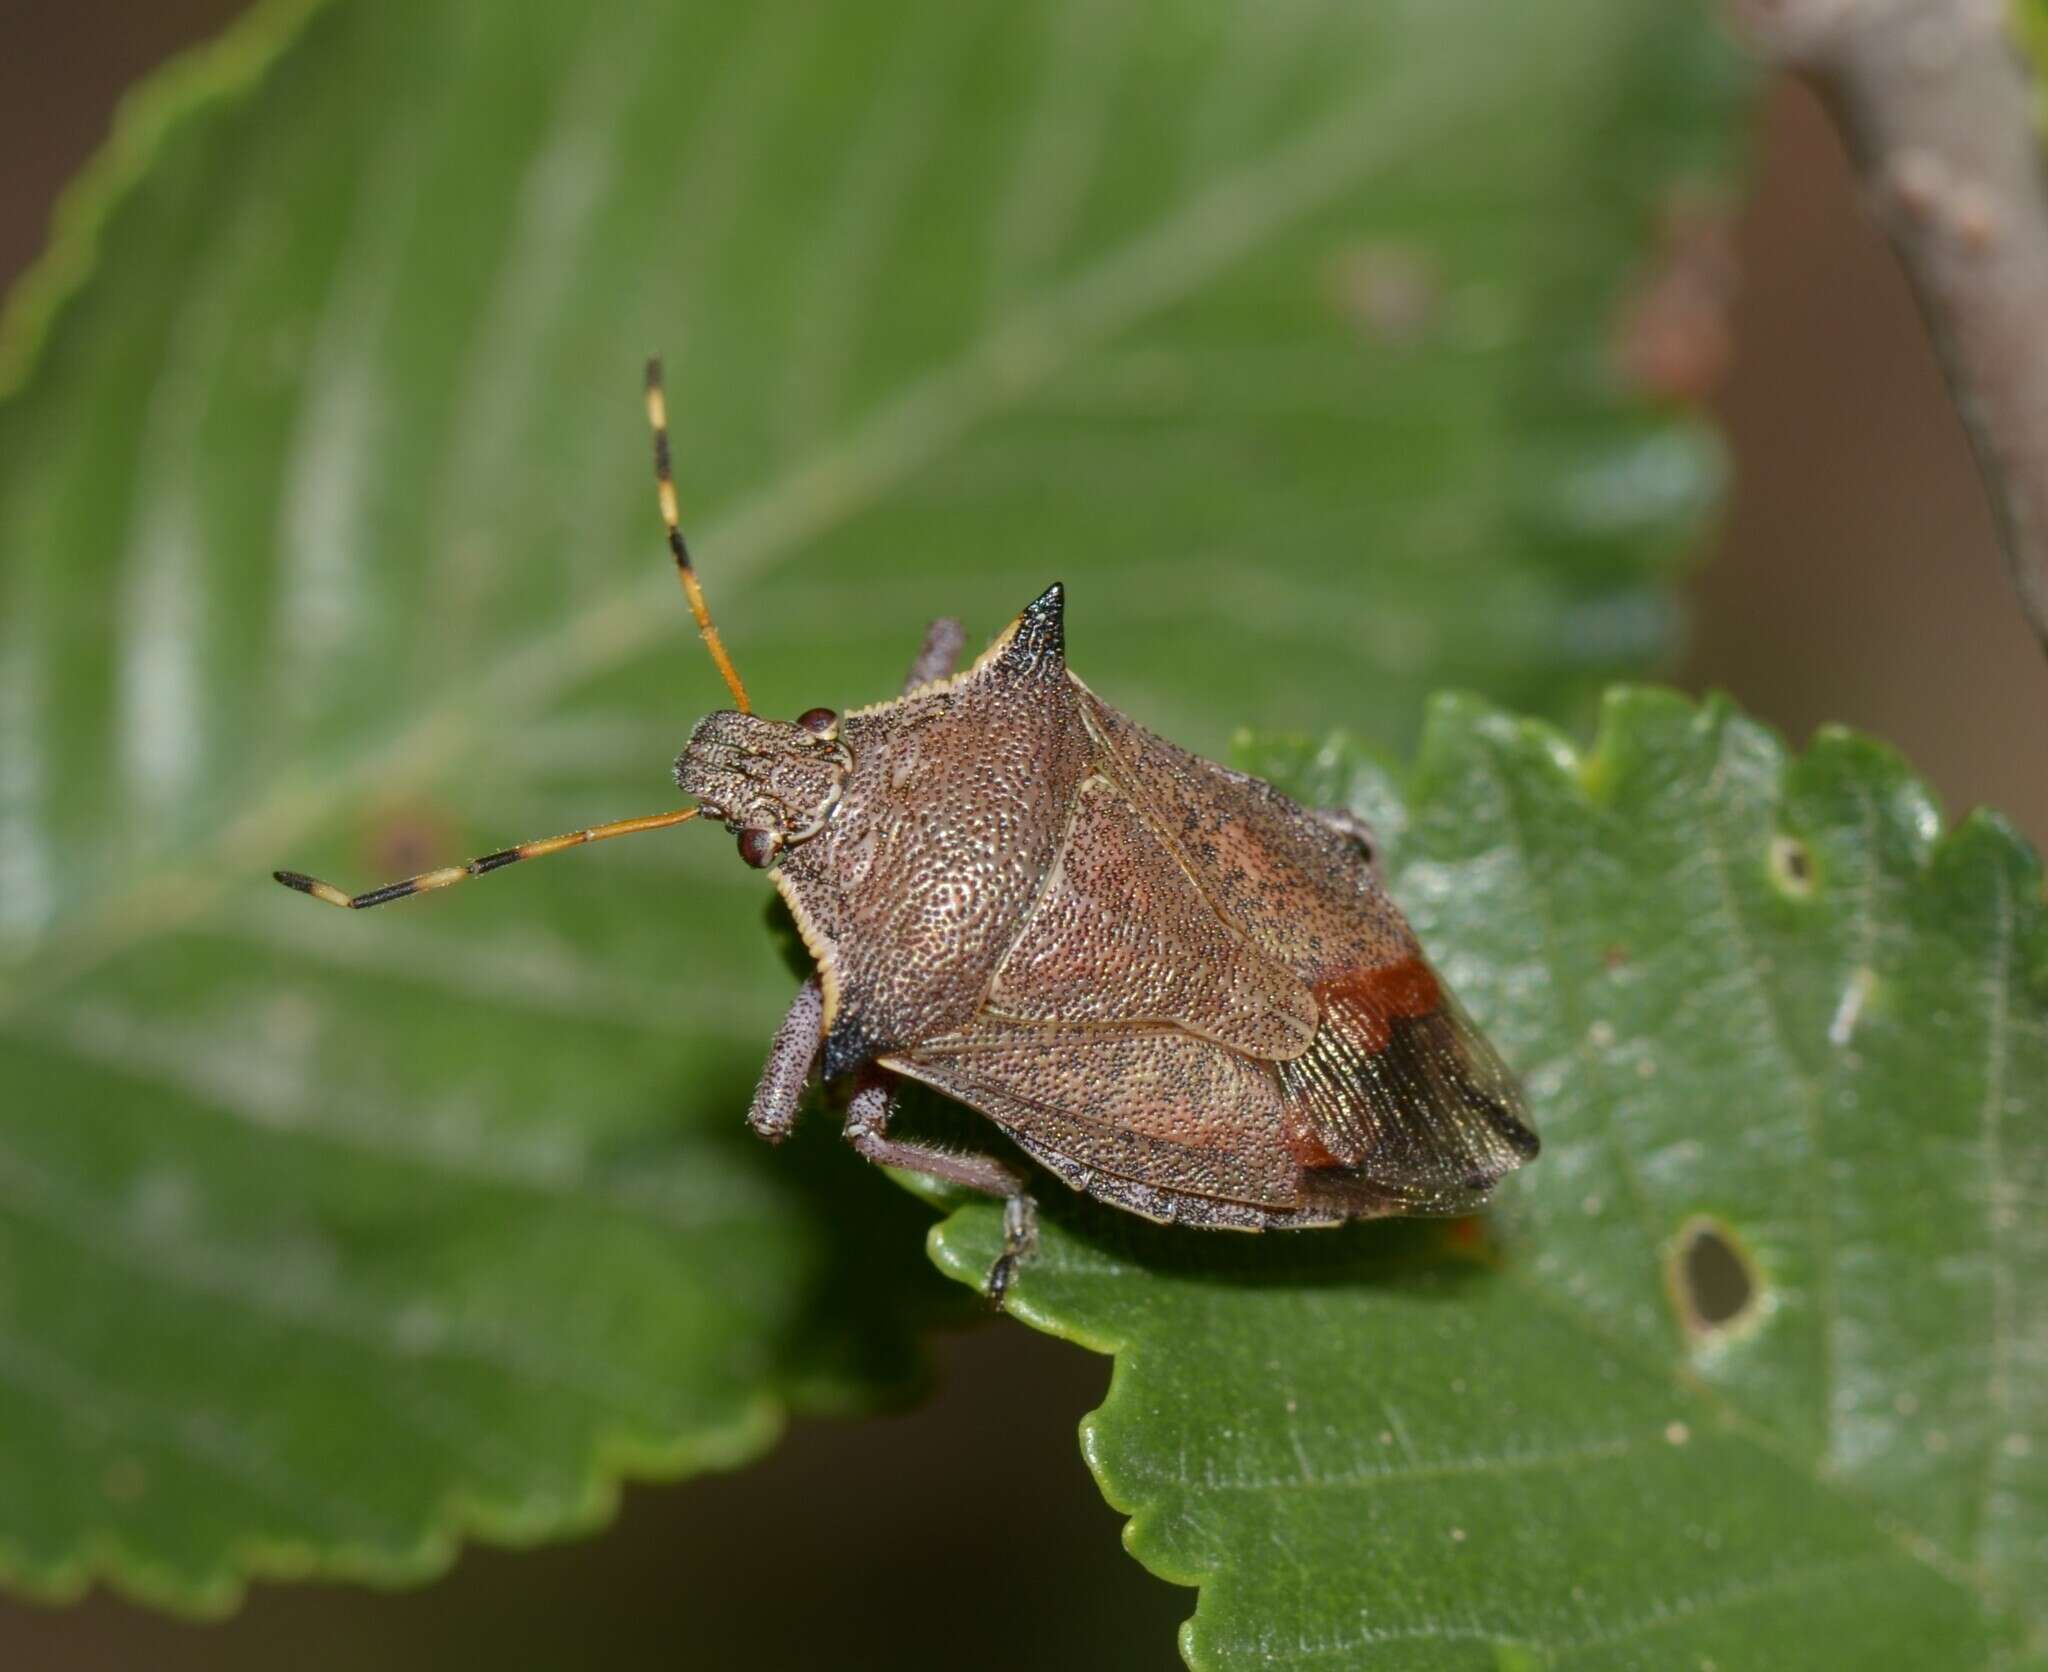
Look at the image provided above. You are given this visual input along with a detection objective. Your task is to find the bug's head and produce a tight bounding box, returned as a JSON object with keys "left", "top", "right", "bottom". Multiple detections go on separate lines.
{"left": 675, "top": 708, "right": 851, "bottom": 868}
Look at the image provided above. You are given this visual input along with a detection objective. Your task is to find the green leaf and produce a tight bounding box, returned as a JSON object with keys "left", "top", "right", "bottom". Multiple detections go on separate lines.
{"left": 2015, "top": 2, "right": 2048, "bottom": 125}
{"left": 0, "top": 0, "right": 1749, "bottom": 1611}
{"left": 2021, "top": 0, "right": 2048, "bottom": 137}
{"left": 933, "top": 692, "right": 2048, "bottom": 1668}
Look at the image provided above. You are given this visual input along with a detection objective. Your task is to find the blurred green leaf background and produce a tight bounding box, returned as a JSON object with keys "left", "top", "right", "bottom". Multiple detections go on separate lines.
{"left": 1, "top": 0, "right": 2044, "bottom": 1666}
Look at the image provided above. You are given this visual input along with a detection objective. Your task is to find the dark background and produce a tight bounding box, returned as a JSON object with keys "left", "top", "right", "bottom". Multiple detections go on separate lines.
{"left": 3, "top": 4, "right": 2043, "bottom": 1668}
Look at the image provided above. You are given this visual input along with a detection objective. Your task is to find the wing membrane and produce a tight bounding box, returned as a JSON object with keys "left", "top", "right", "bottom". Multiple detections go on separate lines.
{"left": 1278, "top": 958, "right": 1537, "bottom": 1212}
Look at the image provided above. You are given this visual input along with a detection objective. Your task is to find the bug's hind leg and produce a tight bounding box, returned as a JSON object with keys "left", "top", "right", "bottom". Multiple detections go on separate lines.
{"left": 748, "top": 977, "right": 823, "bottom": 1141}
{"left": 845, "top": 1071, "right": 1038, "bottom": 1303}
{"left": 902, "top": 619, "right": 965, "bottom": 693}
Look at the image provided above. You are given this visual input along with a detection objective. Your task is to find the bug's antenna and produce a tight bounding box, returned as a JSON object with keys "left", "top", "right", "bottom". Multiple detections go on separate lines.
{"left": 646, "top": 356, "right": 751, "bottom": 714}
{"left": 275, "top": 807, "right": 701, "bottom": 910}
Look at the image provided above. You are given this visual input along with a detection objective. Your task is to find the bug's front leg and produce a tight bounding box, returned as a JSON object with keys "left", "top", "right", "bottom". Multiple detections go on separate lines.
{"left": 748, "top": 977, "right": 824, "bottom": 1141}
{"left": 844, "top": 1070, "right": 1038, "bottom": 1303}
{"left": 901, "top": 618, "right": 965, "bottom": 693}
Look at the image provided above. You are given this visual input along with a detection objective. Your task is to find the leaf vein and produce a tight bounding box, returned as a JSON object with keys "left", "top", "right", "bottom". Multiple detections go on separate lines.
{"left": 1180, "top": 1433, "right": 1640, "bottom": 1496}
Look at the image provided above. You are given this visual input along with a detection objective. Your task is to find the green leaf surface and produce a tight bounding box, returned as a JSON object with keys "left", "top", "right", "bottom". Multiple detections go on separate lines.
{"left": 0, "top": 0, "right": 1748, "bottom": 1610}
{"left": 933, "top": 692, "right": 2048, "bottom": 1668}
{"left": 2022, "top": 0, "right": 2048, "bottom": 136}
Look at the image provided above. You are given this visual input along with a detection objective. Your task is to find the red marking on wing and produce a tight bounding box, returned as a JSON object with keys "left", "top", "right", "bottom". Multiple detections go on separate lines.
{"left": 1321, "top": 958, "right": 1443, "bottom": 1046}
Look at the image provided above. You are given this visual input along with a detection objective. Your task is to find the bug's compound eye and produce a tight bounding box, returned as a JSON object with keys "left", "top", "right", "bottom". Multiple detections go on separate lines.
{"left": 736, "top": 828, "right": 779, "bottom": 869}
{"left": 795, "top": 707, "right": 838, "bottom": 737}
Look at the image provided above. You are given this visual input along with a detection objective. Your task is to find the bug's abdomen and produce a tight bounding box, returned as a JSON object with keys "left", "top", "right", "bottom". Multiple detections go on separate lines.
{"left": 894, "top": 1026, "right": 1302, "bottom": 1218}
{"left": 892, "top": 1017, "right": 1481, "bottom": 1229}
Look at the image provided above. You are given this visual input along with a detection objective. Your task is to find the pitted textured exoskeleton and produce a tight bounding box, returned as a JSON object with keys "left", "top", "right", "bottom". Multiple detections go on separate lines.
{"left": 680, "top": 582, "right": 1537, "bottom": 1299}
{"left": 716, "top": 618, "right": 1050, "bottom": 1296}
{"left": 277, "top": 360, "right": 1538, "bottom": 1303}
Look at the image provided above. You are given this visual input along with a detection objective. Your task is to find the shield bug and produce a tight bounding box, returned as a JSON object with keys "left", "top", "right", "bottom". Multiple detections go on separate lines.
{"left": 276, "top": 360, "right": 1538, "bottom": 1299}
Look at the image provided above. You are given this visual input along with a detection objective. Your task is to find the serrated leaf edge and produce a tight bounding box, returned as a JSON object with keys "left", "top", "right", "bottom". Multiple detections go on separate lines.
{"left": 1, "top": 1393, "right": 790, "bottom": 1619}
{"left": 0, "top": 0, "right": 334, "bottom": 403}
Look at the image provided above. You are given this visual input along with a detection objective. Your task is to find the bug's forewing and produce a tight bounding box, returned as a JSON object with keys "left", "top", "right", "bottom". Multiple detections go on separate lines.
{"left": 982, "top": 773, "right": 1317, "bottom": 1055}
{"left": 1077, "top": 688, "right": 1539, "bottom": 1212}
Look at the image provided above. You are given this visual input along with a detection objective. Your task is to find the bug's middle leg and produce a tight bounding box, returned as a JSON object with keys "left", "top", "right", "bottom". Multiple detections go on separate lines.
{"left": 748, "top": 976, "right": 823, "bottom": 1141}
{"left": 901, "top": 618, "right": 964, "bottom": 693}
{"left": 844, "top": 1071, "right": 1038, "bottom": 1302}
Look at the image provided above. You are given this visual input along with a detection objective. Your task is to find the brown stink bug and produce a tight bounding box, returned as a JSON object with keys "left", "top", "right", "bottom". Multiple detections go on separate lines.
{"left": 276, "top": 360, "right": 1538, "bottom": 1299}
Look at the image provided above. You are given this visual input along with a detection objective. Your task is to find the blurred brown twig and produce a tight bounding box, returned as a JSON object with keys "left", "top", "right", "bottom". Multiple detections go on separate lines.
{"left": 1736, "top": 0, "right": 2048, "bottom": 658}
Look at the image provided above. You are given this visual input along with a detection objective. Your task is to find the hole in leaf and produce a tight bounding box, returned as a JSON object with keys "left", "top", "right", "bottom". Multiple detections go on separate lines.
{"left": 1668, "top": 1216, "right": 1759, "bottom": 1338}
{"left": 1768, "top": 833, "right": 1815, "bottom": 898}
